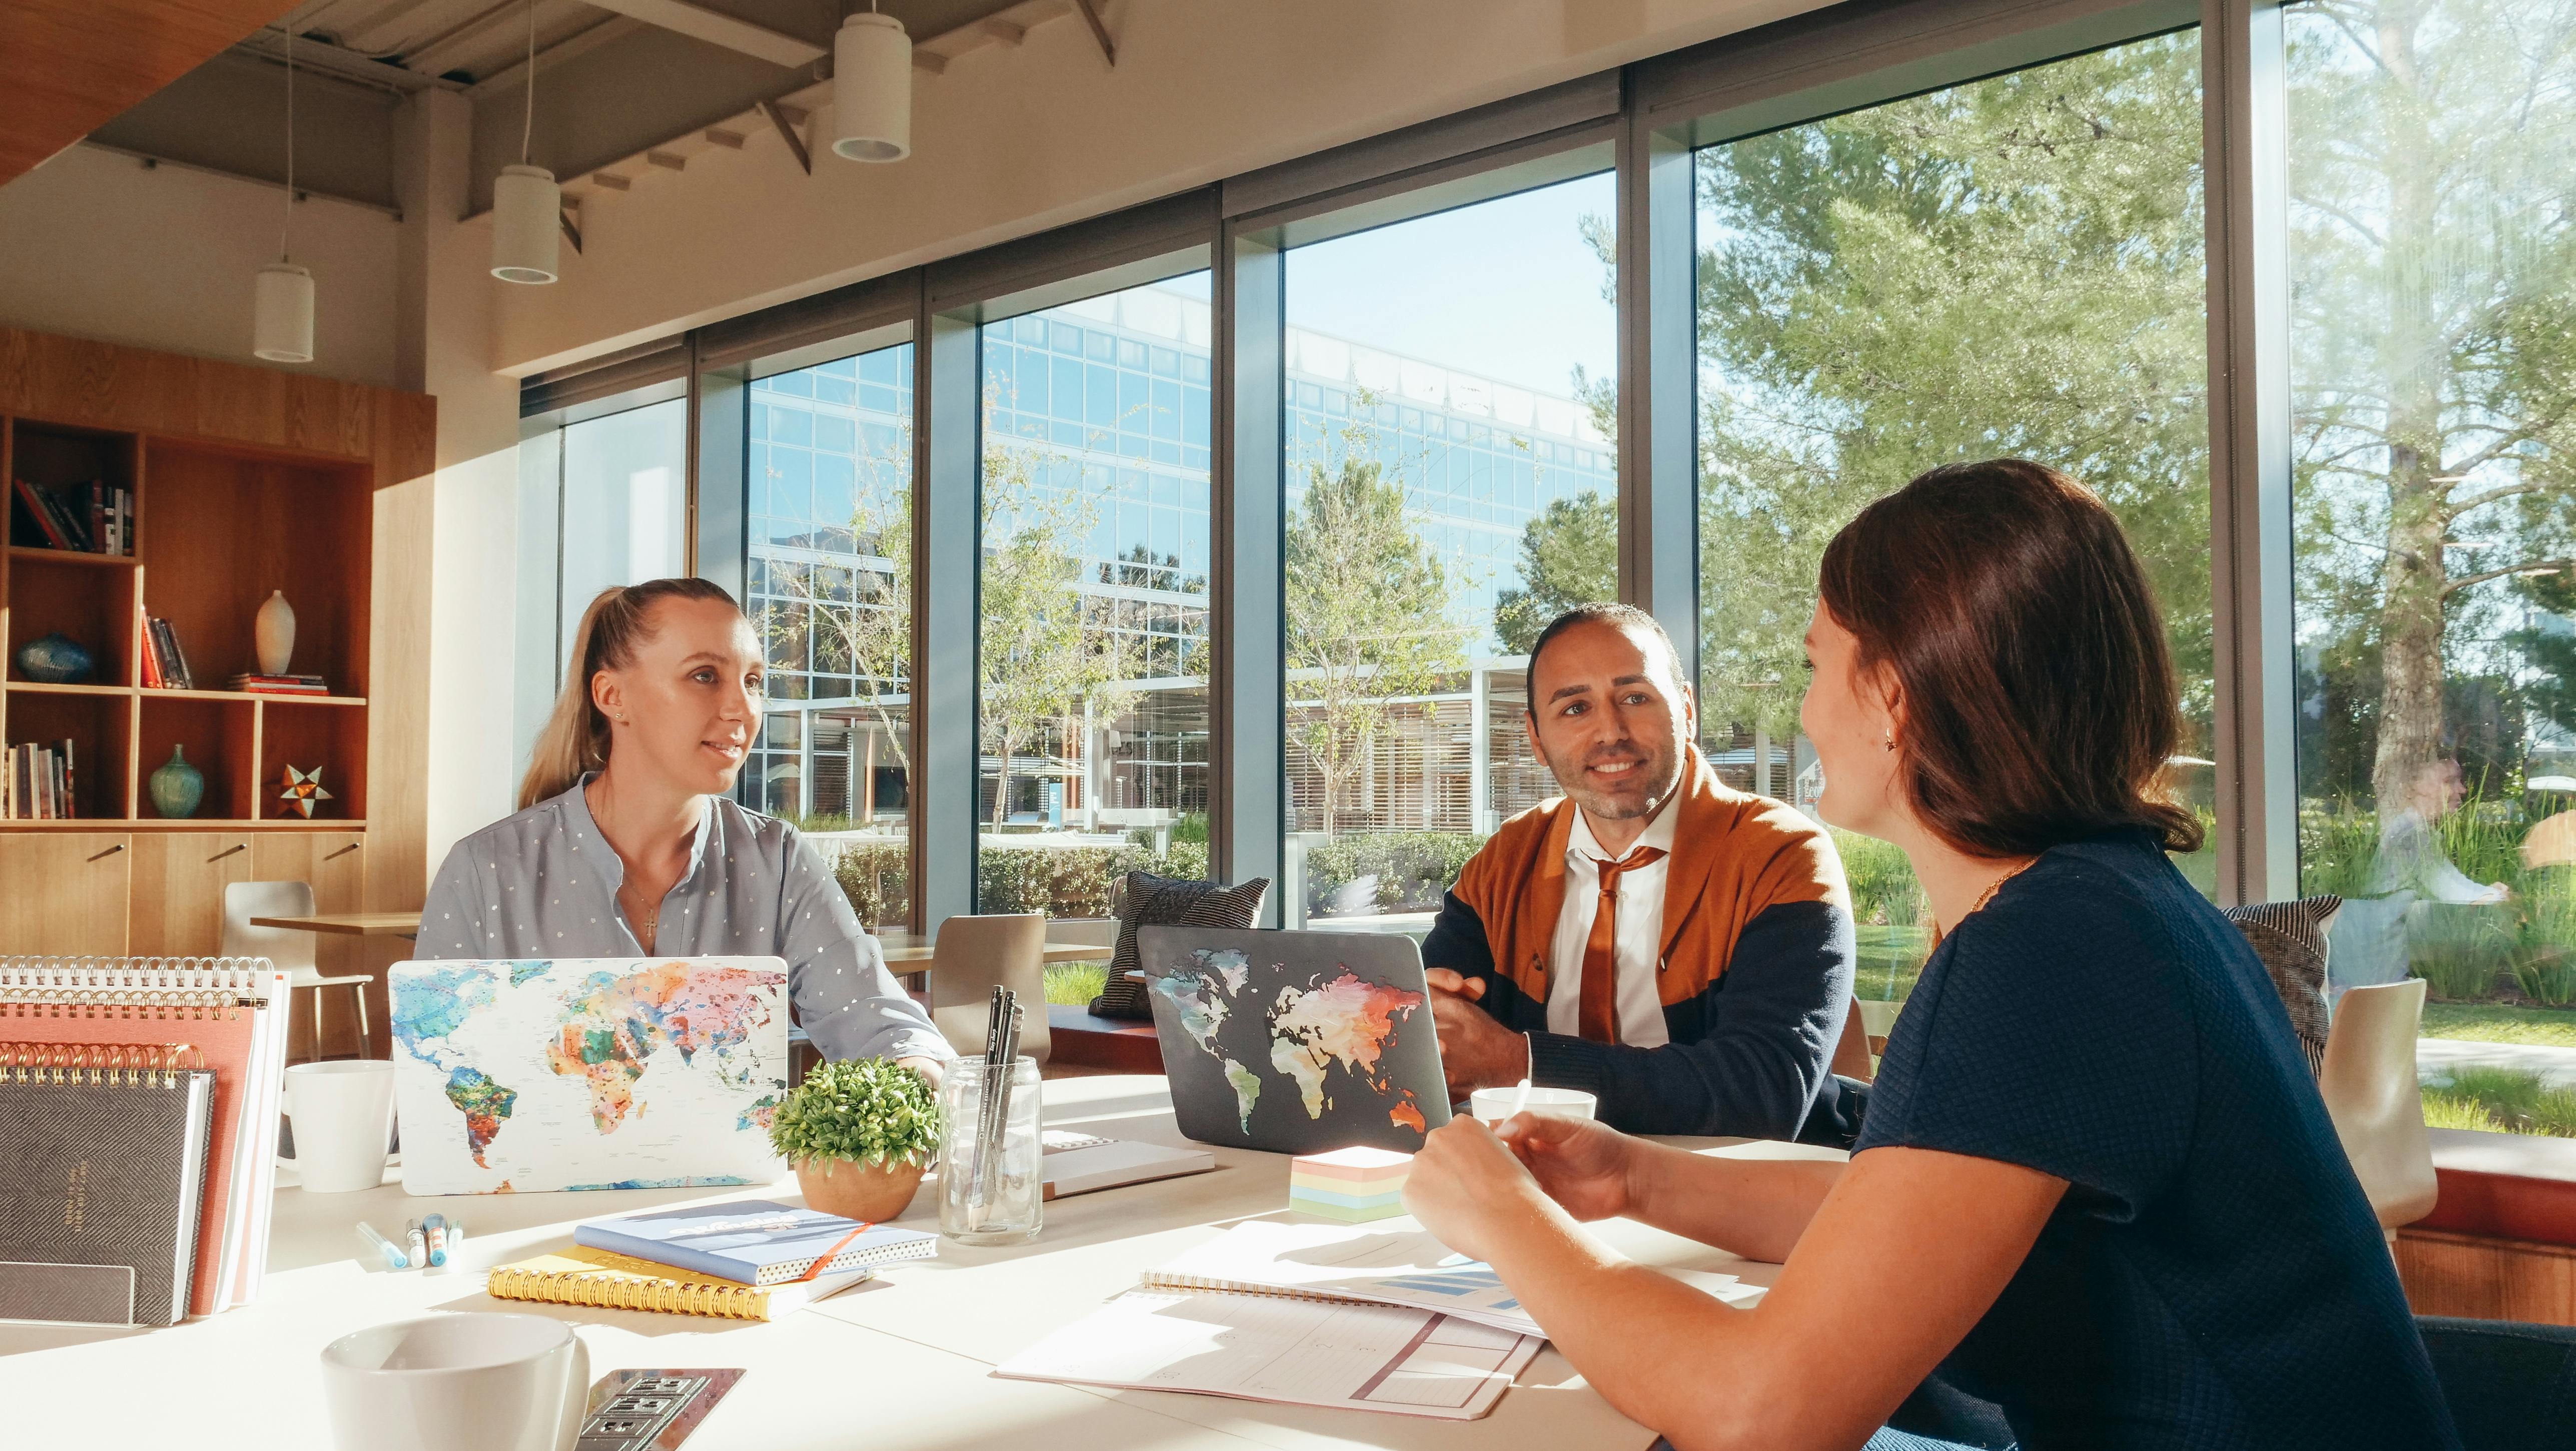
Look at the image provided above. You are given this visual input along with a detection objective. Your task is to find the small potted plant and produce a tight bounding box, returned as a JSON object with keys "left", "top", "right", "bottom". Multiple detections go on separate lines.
{"left": 770, "top": 1058, "right": 941, "bottom": 1222}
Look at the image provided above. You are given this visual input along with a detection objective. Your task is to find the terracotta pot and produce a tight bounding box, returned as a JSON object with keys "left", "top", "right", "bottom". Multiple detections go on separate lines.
{"left": 794, "top": 1156, "right": 926, "bottom": 1222}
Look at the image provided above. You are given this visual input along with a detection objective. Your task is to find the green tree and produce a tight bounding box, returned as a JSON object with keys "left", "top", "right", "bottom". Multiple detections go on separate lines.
{"left": 1285, "top": 453, "right": 1464, "bottom": 832}
{"left": 1494, "top": 490, "right": 1618, "bottom": 653}
{"left": 1688, "top": 33, "right": 2213, "bottom": 744}
{"left": 979, "top": 444, "right": 1140, "bottom": 829}
{"left": 778, "top": 477, "right": 915, "bottom": 779}
{"left": 2287, "top": 0, "right": 2576, "bottom": 809}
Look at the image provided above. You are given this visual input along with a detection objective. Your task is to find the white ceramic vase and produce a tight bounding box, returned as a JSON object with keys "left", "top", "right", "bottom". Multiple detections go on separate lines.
{"left": 255, "top": 589, "right": 296, "bottom": 675}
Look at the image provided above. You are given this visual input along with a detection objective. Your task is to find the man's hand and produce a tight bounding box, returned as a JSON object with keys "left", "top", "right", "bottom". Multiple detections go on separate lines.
{"left": 1426, "top": 967, "right": 1529, "bottom": 1100}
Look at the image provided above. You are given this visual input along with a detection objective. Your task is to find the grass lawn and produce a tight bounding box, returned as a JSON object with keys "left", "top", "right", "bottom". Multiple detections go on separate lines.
{"left": 1853, "top": 924, "right": 1927, "bottom": 1004}
{"left": 1044, "top": 962, "right": 1107, "bottom": 1008}
{"left": 2421, "top": 1064, "right": 2576, "bottom": 1137}
{"left": 2419, "top": 1003, "right": 2576, "bottom": 1048}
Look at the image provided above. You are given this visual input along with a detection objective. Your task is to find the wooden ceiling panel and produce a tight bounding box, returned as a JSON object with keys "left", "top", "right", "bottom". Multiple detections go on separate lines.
{"left": 1, "top": 0, "right": 304, "bottom": 187}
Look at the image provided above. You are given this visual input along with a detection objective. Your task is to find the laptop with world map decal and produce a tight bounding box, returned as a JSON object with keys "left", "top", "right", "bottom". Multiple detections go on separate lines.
{"left": 1136, "top": 927, "right": 1453, "bottom": 1154}
{"left": 388, "top": 957, "right": 791, "bottom": 1195}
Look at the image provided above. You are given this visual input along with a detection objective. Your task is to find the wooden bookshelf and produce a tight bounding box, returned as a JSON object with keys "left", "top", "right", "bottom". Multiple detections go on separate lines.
{"left": 0, "top": 328, "right": 433, "bottom": 1050}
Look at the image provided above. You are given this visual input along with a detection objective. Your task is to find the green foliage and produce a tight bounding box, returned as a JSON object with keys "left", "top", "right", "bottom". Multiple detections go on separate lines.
{"left": 1043, "top": 962, "right": 1107, "bottom": 1008}
{"left": 976, "top": 842, "right": 1209, "bottom": 918}
{"left": 2410, "top": 905, "right": 2513, "bottom": 1001}
{"left": 1128, "top": 813, "right": 1209, "bottom": 848}
{"left": 2298, "top": 802, "right": 2385, "bottom": 900}
{"left": 769, "top": 1056, "right": 943, "bottom": 1167}
{"left": 1493, "top": 491, "right": 1618, "bottom": 655}
{"left": 1302, "top": 832, "right": 1487, "bottom": 917}
{"left": 1691, "top": 33, "right": 2215, "bottom": 747}
{"left": 2511, "top": 949, "right": 2576, "bottom": 1010}
{"left": 833, "top": 842, "right": 911, "bottom": 931}
{"left": 2422, "top": 1065, "right": 2576, "bottom": 1139}
{"left": 1831, "top": 829, "right": 1924, "bottom": 929}
{"left": 1285, "top": 446, "right": 1466, "bottom": 832}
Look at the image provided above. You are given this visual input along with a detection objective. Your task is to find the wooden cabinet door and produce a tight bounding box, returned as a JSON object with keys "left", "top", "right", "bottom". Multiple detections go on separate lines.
{"left": 128, "top": 832, "right": 256, "bottom": 957}
{"left": 0, "top": 834, "right": 133, "bottom": 956}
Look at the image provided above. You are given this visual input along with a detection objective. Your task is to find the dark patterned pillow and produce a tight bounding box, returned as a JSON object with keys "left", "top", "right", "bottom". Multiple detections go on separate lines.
{"left": 1089, "top": 871, "right": 1270, "bottom": 1020}
{"left": 2222, "top": 895, "right": 2340, "bottom": 1075}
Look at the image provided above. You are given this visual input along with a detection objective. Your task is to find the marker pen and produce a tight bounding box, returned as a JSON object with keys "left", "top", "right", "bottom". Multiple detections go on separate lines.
{"left": 423, "top": 1213, "right": 449, "bottom": 1267}
{"left": 405, "top": 1219, "right": 429, "bottom": 1270}
{"left": 355, "top": 1221, "right": 409, "bottom": 1270}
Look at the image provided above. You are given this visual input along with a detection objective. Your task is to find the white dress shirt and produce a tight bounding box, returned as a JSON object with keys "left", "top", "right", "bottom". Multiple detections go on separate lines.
{"left": 1544, "top": 797, "right": 1679, "bottom": 1047}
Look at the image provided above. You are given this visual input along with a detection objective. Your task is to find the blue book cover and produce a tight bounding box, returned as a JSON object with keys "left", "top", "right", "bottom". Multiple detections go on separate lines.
{"left": 573, "top": 1200, "right": 937, "bottom": 1285}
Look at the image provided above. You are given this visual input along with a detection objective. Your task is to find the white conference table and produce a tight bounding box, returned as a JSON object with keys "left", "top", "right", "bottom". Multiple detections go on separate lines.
{"left": 0, "top": 1076, "right": 1844, "bottom": 1449}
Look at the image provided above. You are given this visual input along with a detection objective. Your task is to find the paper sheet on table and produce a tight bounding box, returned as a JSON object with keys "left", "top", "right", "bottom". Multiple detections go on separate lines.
{"left": 1143, "top": 1219, "right": 1753, "bottom": 1338}
{"left": 994, "top": 1289, "right": 1541, "bottom": 1420}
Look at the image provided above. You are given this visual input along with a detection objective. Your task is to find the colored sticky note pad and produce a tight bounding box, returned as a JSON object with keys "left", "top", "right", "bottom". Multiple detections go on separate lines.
{"left": 1289, "top": 1146, "right": 1412, "bottom": 1222}
{"left": 1290, "top": 1146, "right": 1413, "bottom": 1187}
{"left": 1289, "top": 1192, "right": 1411, "bottom": 1223}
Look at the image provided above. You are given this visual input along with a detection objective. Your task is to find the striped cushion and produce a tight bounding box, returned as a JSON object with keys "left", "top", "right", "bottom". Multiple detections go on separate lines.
{"left": 1089, "top": 872, "right": 1270, "bottom": 1020}
{"left": 2222, "top": 895, "right": 2341, "bottom": 1074}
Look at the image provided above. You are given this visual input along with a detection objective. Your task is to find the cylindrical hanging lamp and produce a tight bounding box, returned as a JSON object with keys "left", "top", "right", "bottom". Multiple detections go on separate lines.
{"left": 832, "top": 11, "right": 911, "bottom": 162}
{"left": 253, "top": 263, "right": 315, "bottom": 363}
{"left": 491, "top": 164, "right": 562, "bottom": 283}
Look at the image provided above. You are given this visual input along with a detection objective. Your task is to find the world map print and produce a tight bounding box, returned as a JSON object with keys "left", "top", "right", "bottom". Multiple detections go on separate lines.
{"left": 389, "top": 957, "right": 790, "bottom": 1195}
{"left": 1150, "top": 948, "right": 1431, "bottom": 1146}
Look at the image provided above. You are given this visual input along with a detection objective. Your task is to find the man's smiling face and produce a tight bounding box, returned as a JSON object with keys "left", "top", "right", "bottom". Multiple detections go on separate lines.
{"left": 1524, "top": 617, "right": 1696, "bottom": 829}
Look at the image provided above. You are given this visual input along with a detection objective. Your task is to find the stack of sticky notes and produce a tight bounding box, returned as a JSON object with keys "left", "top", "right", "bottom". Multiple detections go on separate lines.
{"left": 1288, "top": 1146, "right": 1413, "bottom": 1222}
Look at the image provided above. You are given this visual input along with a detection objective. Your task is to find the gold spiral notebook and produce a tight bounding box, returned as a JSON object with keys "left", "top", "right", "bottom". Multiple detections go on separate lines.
{"left": 486, "top": 1246, "right": 873, "bottom": 1322}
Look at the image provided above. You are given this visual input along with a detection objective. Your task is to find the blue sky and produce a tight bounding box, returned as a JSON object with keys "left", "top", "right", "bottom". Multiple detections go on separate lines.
{"left": 1281, "top": 171, "right": 1619, "bottom": 401}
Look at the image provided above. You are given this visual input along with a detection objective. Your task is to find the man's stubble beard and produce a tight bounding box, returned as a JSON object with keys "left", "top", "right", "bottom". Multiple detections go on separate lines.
{"left": 1538, "top": 733, "right": 1685, "bottom": 823}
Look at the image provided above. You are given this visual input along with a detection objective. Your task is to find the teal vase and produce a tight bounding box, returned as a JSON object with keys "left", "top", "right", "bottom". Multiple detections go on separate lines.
{"left": 149, "top": 746, "right": 205, "bottom": 820}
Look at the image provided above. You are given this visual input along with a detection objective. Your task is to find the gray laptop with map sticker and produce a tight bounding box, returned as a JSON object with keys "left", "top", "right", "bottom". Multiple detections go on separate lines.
{"left": 1135, "top": 926, "right": 1452, "bottom": 1154}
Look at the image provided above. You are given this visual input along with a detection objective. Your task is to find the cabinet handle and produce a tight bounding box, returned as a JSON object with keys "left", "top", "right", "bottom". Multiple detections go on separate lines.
{"left": 207, "top": 844, "right": 247, "bottom": 863}
{"left": 325, "top": 843, "right": 361, "bottom": 861}
{"left": 88, "top": 843, "right": 125, "bottom": 862}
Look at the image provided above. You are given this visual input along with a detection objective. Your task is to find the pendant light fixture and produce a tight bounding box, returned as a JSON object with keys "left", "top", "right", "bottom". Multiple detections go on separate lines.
{"left": 831, "top": 1, "right": 911, "bottom": 163}
{"left": 253, "top": 27, "right": 315, "bottom": 364}
{"left": 491, "top": 0, "right": 561, "bottom": 284}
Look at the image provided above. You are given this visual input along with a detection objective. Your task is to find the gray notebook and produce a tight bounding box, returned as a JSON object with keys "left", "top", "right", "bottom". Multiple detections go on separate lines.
{"left": 0, "top": 1064, "right": 215, "bottom": 1326}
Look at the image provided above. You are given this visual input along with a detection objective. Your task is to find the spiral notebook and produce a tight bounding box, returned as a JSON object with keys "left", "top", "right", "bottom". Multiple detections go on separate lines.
{"left": 486, "top": 1246, "right": 873, "bottom": 1321}
{"left": 0, "top": 1046, "right": 216, "bottom": 1326}
{"left": 0, "top": 957, "right": 292, "bottom": 1315}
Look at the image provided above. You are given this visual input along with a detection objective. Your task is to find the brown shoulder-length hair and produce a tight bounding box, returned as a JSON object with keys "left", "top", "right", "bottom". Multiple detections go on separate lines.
{"left": 1817, "top": 458, "right": 2202, "bottom": 859}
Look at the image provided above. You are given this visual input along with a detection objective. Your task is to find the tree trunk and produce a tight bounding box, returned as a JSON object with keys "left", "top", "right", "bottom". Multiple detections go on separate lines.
{"left": 2368, "top": 0, "right": 2451, "bottom": 812}
{"left": 992, "top": 722, "right": 1016, "bottom": 831}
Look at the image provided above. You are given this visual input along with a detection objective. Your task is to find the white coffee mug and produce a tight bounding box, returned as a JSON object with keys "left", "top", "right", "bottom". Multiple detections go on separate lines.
{"left": 286, "top": 1060, "right": 396, "bottom": 1193}
{"left": 1468, "top": 1085, "right": 1599, "bottom": 1125}
{"left": 321, "top": 1313, "right": 590, "bottom": 1451}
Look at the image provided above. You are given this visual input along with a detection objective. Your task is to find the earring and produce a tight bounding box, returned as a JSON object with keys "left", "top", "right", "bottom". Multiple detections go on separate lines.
{"left": 1882, "top": 731, "right": 1895, "bottom": 752}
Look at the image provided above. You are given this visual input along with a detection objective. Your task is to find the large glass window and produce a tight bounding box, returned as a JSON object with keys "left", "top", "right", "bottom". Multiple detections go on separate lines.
{"left": 2288, "top": 0, "right": 2576, "bottom": 1136}
{"left": 744, "top": 345, "right": 915, "bottom": 930}
{"left": 1693, "top": 31, "right": 2215, "bottom": 1003}
{"left": 976, "top": 278, "right": 1213, "bottom": 919}
{"left": 556, "top": 396, "right": 688, "bottom": 673}
{"left": 1279, "top": 172, "right": 1620, "bottom": 928}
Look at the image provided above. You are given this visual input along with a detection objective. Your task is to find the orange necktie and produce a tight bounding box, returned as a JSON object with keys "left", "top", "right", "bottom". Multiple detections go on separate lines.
{"left": 1579, "top": 844, "right": 1667, "bottom": 1044}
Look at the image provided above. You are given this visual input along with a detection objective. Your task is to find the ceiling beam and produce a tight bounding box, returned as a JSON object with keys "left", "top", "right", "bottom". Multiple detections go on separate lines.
{"left": 757, "top": 97, "right": 810, "bottom": 175}
{"left": 579, "top": 0, "right": 824, "bottom": 70}
{"left": 1072, "top": 0, "right": 1115, "bottom": 67}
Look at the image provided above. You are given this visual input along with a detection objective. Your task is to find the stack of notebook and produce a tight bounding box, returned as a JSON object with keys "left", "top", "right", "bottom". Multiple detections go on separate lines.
{"left": 0, "top": 957, "right": 293, "bottom": 1326}
{"left": 486, "top": 1199, "right": 938, "bottom": 1322}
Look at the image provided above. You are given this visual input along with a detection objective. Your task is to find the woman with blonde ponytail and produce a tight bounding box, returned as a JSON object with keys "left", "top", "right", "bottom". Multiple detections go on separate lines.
{"left": 420, "top": 578, "right": 947, "bottom": 1077}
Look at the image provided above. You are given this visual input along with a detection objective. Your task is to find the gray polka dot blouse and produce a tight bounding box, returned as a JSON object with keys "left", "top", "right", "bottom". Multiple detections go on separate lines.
{"left": 419, "top": 775, "right": 949, "bottom": 1065}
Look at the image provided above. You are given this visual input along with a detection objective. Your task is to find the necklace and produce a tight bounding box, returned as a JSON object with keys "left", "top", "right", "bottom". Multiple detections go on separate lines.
{"left": 1926, "top": 858, "right": 2035, "bottom": 945}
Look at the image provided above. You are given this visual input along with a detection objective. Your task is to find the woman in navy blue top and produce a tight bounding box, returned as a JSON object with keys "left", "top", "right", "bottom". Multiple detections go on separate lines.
{"left": 1403, "top": 460, "right": 2458, "bottom": 1450}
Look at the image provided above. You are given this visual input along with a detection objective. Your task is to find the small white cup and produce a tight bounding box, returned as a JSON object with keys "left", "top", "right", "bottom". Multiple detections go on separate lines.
{"left": 1469, "top": 1086, "right": 1599, "bottom": 1125}
{"left": 321, "top": 1313, "right": 590, "bottom": 1451}
{"left": 287, "top": 1060, "right": 396, "bottom": 1193}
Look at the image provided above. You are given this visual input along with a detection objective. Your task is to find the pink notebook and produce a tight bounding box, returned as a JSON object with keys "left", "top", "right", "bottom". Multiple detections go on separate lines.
{"left": 0, "top": 986, "right": 274, "bottom": 1317}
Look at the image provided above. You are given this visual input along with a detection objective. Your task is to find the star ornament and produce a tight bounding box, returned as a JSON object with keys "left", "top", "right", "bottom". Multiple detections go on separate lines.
{"left": 276, "top": 765, "right": 334, "bottom": 819}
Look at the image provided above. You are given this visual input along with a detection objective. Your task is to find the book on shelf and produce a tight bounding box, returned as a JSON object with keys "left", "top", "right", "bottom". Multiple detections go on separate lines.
{"left": 485, "top": 1246, "right": 874, "bottom": 1321}
{"left": 6, "top": 739, "right": 77, "bottom": 820}
{"left": 7, "top": 478, "right": 131, "bottom": 556}
{"left": 144, "top": 616, "right": 196, "bottom": 690}
{"left": 572, "top": 1200, "right": 938, "bottom": 1286}
{"left": 225, "top": 673, "right": 329, "bottom": 695}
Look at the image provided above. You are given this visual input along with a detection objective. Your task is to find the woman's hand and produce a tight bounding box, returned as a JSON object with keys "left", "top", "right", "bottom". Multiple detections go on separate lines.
{"left": 1403, "top": 1116, "right": 1553, "bottom": 1264}
{"left": 1497, "top": 1113, "right": 1642, "bottom": 1222}
{"left": 897, "top": 1055, "right": 945, "bottom": 1088}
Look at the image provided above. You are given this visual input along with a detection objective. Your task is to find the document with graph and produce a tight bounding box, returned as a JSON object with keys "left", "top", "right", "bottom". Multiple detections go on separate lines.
{"left": 994, "top": 1288, "right": 1540, "bottom": 1419}
{"left": 1141, "top": 1217, "right": 1751, "bottom": 1339}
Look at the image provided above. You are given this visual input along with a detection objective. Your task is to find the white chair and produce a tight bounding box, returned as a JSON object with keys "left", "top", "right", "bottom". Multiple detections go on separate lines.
{"left": 928, "top": 913, "right": 1052, "bottom": 1065}
{"left": 1048, "top": 917, "right": 1120, "bottom": 953}
{"left": 2317, "top": 977, "right": 2440, "bottom": 1233}
{"left": 220, "top": 880, "right": 376, "bottom": 1057}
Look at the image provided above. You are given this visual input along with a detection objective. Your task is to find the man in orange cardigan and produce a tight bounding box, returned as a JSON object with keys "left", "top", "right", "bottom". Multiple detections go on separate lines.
{"left": 1424, "top": 603, "right": 1861, "bottom": 1142}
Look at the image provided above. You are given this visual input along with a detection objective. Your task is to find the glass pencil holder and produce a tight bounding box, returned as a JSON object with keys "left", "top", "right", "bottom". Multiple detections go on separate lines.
{"left": 937, "top": 1056, "right": 1043, "bottom": 1245}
